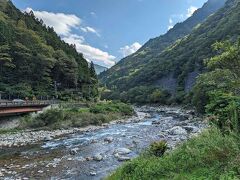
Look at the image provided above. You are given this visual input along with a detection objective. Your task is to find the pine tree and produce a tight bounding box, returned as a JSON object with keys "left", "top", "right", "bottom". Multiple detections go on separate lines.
{"left": 0, "top": 45, "right": 14, "bottom": 73}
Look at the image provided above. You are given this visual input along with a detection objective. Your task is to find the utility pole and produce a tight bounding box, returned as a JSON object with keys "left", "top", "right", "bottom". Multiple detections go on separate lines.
{"left": 54, "top": 81, "right": 58, "bottom": 99}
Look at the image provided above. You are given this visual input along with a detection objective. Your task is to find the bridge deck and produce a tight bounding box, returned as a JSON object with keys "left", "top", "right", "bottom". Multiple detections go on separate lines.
{"left": 0, "top": 107, "right": 42, "bottom": 116}
{"left": 0, "top": 101, "right": 55, "bottom": 117}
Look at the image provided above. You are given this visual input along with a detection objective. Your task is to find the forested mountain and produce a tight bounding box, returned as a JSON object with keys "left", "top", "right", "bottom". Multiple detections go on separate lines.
{"left": 99, "top": 0, "right": 226, "bottom": 91}
{"left": 0, "top": 0, "right": 98, "bottom": 100}
{"left": 94, "top": 64, "right": 108, "bottom": 75}
{"left": 100, "top": 0, "right": 240, "bottom": 104}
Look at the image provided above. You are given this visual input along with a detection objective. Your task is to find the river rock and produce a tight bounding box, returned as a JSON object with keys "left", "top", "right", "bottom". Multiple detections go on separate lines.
{"left": 90, "top": 172, "right": 97, "bottom": 176}
{"left": 104, "top": 137, "right": 113, "bottom": 143}
{"left": 69, "top": 148, "right": 79, "bottom": 155}
{"left": 114, "top": 153, "right": 131, "bottom": 161}
{"left": 118, "top": 156, "right": 131, "bottom": 161}
{"left": 186, "top": 110, "right": 195, "bottom": 115}
{"left": 133, "top": 140, "right": 140, "bottom": 144}
{"left": 183, "top": 126, "right": 199, "bottom": 133}
{"left": 114, "top": 148, "right": 131, "bottom": 155}
{"left": 44, "top": 135, "right": 53, "bottom": 141}
{"left": 169, "top": 126, "right": 187, "bottom": 135}
{"left": 90, "top": 139, "right": 98, "bottom": 144}
{"left": 86, "top": 157, "right": 93, "bottom": 161}
{"left": 152, "top": 120, "right": 161, "bottom": 125}
{"left": 93, "top": 154, "right": 103, "bottom": 161}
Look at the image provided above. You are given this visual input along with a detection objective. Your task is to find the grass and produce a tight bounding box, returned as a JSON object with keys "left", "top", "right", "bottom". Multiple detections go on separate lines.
{"left": 107, "top": 128, "right": 240, "bottom": 180}
{"left": 0, "top": 128, "right": 21, "bottom": 135}
{"left": 19, "top": 101, "right": 134, "bottom": 130}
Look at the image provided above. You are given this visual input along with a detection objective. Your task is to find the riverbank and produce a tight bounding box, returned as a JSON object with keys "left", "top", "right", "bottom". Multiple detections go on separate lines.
{"left": 0, "top": 106, "right": 207, "bottom": 179}
{"left": 108, "top": 128, "right": 240, "bottom": 180}
{"left": 0, "top": 101, "right": 135, "bottom": 147}
{"left": 0, "top": 105, "right": 199, "bottom": 148}
{"left": 0, "top": 110, "right": 148, "bottom": 148}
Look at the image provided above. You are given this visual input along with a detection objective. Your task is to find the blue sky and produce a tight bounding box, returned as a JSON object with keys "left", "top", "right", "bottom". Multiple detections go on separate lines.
{"left": 12, "top": 0, "right": 207, "bottom": 67}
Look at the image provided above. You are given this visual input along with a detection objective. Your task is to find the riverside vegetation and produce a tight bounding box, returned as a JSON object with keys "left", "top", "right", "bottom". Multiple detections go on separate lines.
{"left": 19, "top": 101, "right": 134, "bottom": 130}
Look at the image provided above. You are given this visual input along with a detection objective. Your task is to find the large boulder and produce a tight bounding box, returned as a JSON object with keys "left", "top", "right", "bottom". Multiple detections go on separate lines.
{"left": 69, "top": 148, "right": 79, "bottom": 155}
{"left": 93, "top": 154, "right": 103, "bottom": 161}
{"left": 114, "top": 153, "right": 131, "bottom": 161}
{"left": 169, "top": 126, "right": 187, "bottom": 135}
{"left": 183, "top": 126, "right": 199, "bottom": 133}
{"left": 114, "top": 148, "right": 132, "bottom": 155}
{"left": 104, "top": 137, "right": 114, "bottom": 143}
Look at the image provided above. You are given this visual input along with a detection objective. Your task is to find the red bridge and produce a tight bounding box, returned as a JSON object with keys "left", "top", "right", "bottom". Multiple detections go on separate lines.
{"left": 0, "top": 101, "right": 56, "bottom": 117}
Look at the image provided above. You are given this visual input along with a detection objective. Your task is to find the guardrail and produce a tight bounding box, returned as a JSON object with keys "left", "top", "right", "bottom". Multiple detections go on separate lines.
{"left": 0, "top": 100, "right": 58, "bottom": 107}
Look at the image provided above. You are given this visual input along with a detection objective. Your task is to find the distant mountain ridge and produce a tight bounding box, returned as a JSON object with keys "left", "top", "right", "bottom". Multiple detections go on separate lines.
{"left": 99, "top": 0, "right": 227, "bottom": 91}
{"left": 94, "top": 64, "right": 108, "bottom": 75}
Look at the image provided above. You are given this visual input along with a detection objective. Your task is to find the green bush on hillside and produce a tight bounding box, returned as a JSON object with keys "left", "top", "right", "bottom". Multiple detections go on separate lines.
{"left": 101, "top": 86, "right": 171, "bottom": 104}
{"left": 206, "top": 92, "right": 240, "bottom": 134}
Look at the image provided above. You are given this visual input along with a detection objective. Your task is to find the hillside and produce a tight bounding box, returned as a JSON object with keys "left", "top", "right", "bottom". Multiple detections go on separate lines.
{"left": 126, "top": 0, "right": 239, "bottom": 92}
{"left": 99, "top": 0, "right": 226, "bottom": 91}
{"left": 100, "top": 0, "right": 239, "bottom": 103}
{"left": 0, "top": 0, "right": 98, "bottom": 100}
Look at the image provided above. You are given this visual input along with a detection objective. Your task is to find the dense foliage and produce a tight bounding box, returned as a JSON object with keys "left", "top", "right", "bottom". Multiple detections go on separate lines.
{"left": 193, "top": 40, "right": 240, "bottom": 133}
{"left": 0, "top": 0, "right": 98, "bottom": 100}
{"left": 20, "top": 101, "right": 134, "bottom": 129}
{"left": 101, "top": 86, "right": 171, "bottom": 104}
{"left": 99, "top": 0, "right": 227, "bottom": 100}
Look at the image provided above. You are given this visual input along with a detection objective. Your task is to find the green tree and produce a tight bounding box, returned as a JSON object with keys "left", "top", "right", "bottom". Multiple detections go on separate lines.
{"left": 0, "top": 45, "right": 14, "bottom": 73}
{"left": 53, "top": 50, "right": 78, "bottom": 88}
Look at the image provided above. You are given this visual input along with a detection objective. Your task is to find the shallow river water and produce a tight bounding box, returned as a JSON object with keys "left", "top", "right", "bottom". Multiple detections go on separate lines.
{"left": 0, "top": 106, "right": 206, "bottom": 179}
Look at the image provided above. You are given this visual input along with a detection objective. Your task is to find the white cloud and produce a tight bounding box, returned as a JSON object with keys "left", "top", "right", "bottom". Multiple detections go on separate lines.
{"left": 167, "top": 14, "right": 184, "bottom": 30}
{"left": 168, "top": 25, "right": 173, "bottom": 30}
{"left": 167, "top": 5, "right": 198, "bottom": 30}
{"left": 168, "top": 18, "right": 174, "bottom": 30}
{"left": 24, "top": 8, "right": 115, "bottom": 67}
{"left": 25, "top": 7, "right": 81, "bottom": 36}
{"left": 90, "top": 12, "right": 97, "bottom": 17}
{"left": 120, "top": 42, "right": 142, "bottom": 57}
{"left": 63, "top": 34, "right": 116, "bottom": 67}
{"left": 81, "top": 26, "right": 100, "bottom": 37}
{"left": 187, "top": 6, "right": 198, "bottom": 17}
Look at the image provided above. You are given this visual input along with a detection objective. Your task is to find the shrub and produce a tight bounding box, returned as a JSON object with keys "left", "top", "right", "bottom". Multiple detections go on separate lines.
{"left": 149, "top": 141, "right": 167, "bottom": 157}
{"left": 206, "top": 92, "right": 240, "bottom": 134}
{"left": 36, "top": 109, "right": 65, "bottom": 126}
{"left": 90, "top": 101, "right": 134, "bottom": 116}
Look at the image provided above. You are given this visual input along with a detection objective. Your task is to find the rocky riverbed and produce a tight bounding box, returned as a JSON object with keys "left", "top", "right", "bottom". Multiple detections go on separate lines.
{"left": 0, "top": 106, "right": 207, "bottom": 179}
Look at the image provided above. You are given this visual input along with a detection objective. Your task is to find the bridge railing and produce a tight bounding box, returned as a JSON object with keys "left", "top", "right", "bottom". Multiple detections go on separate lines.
{"left": 0, "top": 100, "right": 58, "bottom": 107}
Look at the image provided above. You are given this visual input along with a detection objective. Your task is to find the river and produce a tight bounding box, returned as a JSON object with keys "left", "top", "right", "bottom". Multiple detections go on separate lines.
{"left": 0, "top": 106, "right": 206, "bottom": 179}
